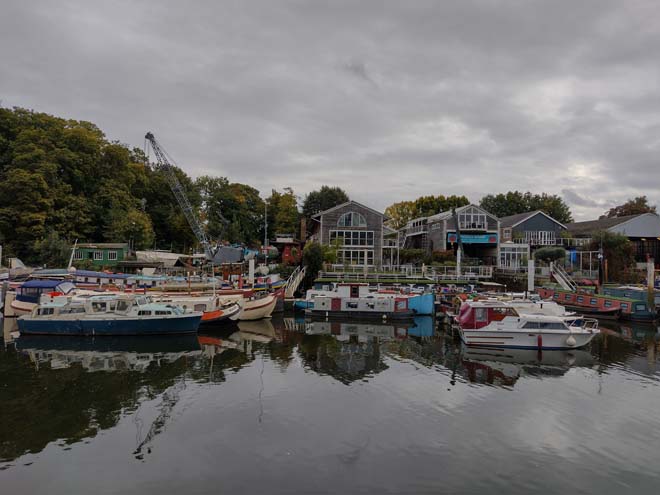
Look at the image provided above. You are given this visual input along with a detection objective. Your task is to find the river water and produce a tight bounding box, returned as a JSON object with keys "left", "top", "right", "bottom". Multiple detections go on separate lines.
{"left": 1, "top": 315, "right": 659, "bottom": 494}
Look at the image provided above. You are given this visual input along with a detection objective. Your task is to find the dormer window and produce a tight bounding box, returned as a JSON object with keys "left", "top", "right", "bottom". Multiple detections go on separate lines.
{"left": 337, "top": 212, "right": 367, "bottom": 227}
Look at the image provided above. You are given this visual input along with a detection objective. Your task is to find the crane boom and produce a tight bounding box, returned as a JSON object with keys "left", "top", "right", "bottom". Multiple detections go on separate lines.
{"left": 145, "top": 132, "right": 214, "bottom": 260}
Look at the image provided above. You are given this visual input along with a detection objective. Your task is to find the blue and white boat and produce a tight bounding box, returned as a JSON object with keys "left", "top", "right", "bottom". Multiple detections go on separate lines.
{"left": 17, "top": 295, "right": 202, "bottom": 336}
{"left": 10, "top": 279, "right": 78, "bottom": 316}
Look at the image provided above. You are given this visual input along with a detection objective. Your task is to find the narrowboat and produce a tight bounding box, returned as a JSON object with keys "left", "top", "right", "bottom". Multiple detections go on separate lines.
{"left": 17, "top": 295, "right": 202, "bottom": 336}
{"left": 457, "top": 300, "right": 599, "bottom": 350}
{"left": 306, "top": 283, "right": 415, "bottom": 320}
{"left": 602, "top": 285, "right": 660, "bottom": 308}
{"left": 537, "top": 288, "right": 656, "bottom": 321}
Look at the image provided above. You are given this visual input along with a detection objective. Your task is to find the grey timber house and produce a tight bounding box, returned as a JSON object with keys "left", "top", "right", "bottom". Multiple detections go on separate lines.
{"left": 499, "top": 210, "right": 567, "bottom": 246}
{"left": 310, "top": 201, "right": 386, "bottom": 267}
{"left": 400, "top": 204, "right": 500, "bottom": 265}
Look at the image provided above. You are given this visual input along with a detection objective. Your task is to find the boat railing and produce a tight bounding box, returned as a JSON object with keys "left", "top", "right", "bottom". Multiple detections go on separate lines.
{"left": 581, "top": 318, "right": 599, "bottom": 331}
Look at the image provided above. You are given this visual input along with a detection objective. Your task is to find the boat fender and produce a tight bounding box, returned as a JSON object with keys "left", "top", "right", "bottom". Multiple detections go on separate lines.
{"left": 537, "top": 334, "right": 542, "bottom": 349}
{"left": 565, "top": 335, "right": 577, "bottom": 347}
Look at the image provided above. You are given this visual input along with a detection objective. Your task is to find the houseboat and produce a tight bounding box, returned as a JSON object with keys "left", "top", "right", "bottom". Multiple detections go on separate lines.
{"left": 602, "top": 285, "right": 660, "bottom": 308}
{"left": 296, "top": 286, "right": 434, "bottom": 315}
{"left": 537, "top": 288, "right": 656, "bottom": 321}
{"left": 457, "top": 300, "right": 599, "bottom": 350}
{"left": 17, "top": 295, "right": 202, "bottom": 336}
{"left": 305, "top": 283, "right": 415, "bottom": 320}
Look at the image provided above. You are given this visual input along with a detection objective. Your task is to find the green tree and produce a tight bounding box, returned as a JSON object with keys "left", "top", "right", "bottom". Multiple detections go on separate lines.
{"left": 301, "top": 186, "right": 349, "bottom": 219}
{"left": 303, "top": 242, "right": 324, "bottom": 282}
{"left": 606, "top": 196, "right": 657, "bottom": 218}
{"left": 267, "top": 187, "right": 299, "bottom": 237}
{"left": 196, "top": 176, "right": 265, "bottom": 246}
{"left": 33, "top": 230, "right": 72, "bottom": 267}
{"left": 479, "top": 191, "right": 572, "bottom": 223}
{"left": 533, "top": 247, "right": 566, "bottom": 263}
{"left": 384, "top": 201, "right": 417, "bottom": 230}
{"left": 589, "top": 231, "right": 635, "bottom": 282}
{"left": 105, "top": 208, "right": 155, "bottom": 250}
{"left": 0, "top": 168, "right": 53, "bottom": 260}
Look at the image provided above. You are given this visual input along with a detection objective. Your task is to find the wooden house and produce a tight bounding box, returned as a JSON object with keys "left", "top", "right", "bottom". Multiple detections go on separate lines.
{"left": 309, "top": 200, "right": 386, "bottom": 267}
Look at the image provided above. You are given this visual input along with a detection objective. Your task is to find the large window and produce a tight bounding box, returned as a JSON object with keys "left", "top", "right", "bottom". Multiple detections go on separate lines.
{"left": 108, "top": 251, "right": 118, "bottom": 261}
{"left": 499, "top": 244, "right": 529, "bottom": 268}
{"left": 74, "top": 250, "right": 84, "bottom": 260}
{"left": 330, "top": 230, "right": 374, "bottom": 247}
{"left": 524, "top": 231, "right": 556, "bottom": 245}
{"left": 337, "top": 211, "right": 367, "bottom": 227}
{"left": 337, "top": 249, "right": 374, "bottom": 266}
{"left": 458, "top": 207, "right": 487, "bottom": 230}
{"left": 93, "top": 251, "right": 104, "bottom": 261}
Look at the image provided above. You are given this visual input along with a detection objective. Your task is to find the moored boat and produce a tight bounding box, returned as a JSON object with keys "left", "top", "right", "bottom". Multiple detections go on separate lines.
{"left": 151, "top": 294, "right": 241, "bottom": 325}
{"left": 18, "top": 295, "right": 202, "bottom": 336}
{"left": 305, "top": 283, "right": 415, "bottom": 320}
{"left": 537, "top": 288, "right": 655, "bottom": 321}
{"left": 238, "top": 293, "right": 277, "bottom": 320}
{"left": 457, "top": 300, "right": 599, "bottom": 350}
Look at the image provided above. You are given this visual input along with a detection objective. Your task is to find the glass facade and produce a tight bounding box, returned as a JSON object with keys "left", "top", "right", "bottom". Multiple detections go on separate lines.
{"left": 330, "top": 230, "right": 374, "bottom": 247}
{"left": 337, "top": 249, "right": 374, "bottom": 266}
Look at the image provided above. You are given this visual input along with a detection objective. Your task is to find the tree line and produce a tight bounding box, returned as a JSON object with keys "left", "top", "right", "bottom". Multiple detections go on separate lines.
{"left": 1, "top": 106, "right": 657, "bottom": 266}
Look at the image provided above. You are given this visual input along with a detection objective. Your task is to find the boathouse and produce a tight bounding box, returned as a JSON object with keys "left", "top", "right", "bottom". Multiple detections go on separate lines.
{"left": 309, "top": 200, "right": 385, "bottom": 267}
{"left": 566, "top": 213, "right": 660, "bottom": 263}
{"left": 400, "top": 204, "right": 500, "bottom": 266}
{"left": 72, "top": 243, "right": 129, "bottom": 268}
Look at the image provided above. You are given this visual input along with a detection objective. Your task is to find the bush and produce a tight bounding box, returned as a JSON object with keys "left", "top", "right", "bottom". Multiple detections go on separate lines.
{"left": 534, "top": 247, "right": 566, "bottom": 262}
{"left": 432, "top": 249, "right": 455, "bottom": 263}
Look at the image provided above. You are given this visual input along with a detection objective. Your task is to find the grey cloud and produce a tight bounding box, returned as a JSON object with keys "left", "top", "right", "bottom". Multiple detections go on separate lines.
{"left": 2, "top": 0, "right": 660, "bottom": 220}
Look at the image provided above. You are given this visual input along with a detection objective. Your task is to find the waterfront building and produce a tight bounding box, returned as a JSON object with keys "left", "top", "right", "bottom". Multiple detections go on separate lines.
{"left": 566, "top": 213, "right": 660, "bottom": 263}
{"left": 498, "top": 210, "right": 567, "bottom": 269}
{"left": 72, "top": 243, "right": 129, "bottom": 268}
{"left": 271, "top": 233, "right": 302, "bottom": 265}
{"left": 309, "top": 200, "right": 385, "bottom": 267}
{"left": 499, "top": 210, "right": 567, "bottom": 246}
{"left": 399, "top": 204, "right": 500, "bottom": 266}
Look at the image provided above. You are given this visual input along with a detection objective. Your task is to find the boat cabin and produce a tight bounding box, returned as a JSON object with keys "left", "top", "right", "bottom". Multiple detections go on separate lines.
{"left": 16, "top": 280, "right": 76, "bottom": 304}
{"left": 457, "top": 301, "right": 519, "bottom": 329}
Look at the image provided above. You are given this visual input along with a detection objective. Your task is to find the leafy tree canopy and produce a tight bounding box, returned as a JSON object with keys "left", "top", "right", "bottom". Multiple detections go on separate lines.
{"left": 301, "top": 186, "right": 349, "bottom": 219}
{"left": 606, "top": 196, "right": 657, "bottom": 218}
{"left": 267, "top": 187, "right": 300, "bottom": 239}
{"left": 479, "top": 191, "right": 573, "bottom": 223}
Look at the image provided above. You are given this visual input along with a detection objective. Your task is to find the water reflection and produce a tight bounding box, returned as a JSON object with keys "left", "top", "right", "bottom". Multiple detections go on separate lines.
{"left": 1, "top": 313, "right": 660, "bottom": 492}
{"left": 461, "top": 347, "right": 595, "bottom": 387}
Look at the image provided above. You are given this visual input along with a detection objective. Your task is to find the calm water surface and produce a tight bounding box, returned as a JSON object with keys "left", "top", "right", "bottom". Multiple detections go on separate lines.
{"left": 1, "top": 315, "right": 660, "bottom": 494}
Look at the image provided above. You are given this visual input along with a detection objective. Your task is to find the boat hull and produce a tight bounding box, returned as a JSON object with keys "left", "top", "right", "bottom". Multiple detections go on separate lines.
{"left": 459, "top": 328, "right": 598, "bottom": 350}
{"left": 238, "top": 295, "right": 277, "bottom": 321}
{"left": 199, "top": 304, "right": 241, "bottom": 325}
{"left": 17, "top": 314, "right": 202, "bottom": 336}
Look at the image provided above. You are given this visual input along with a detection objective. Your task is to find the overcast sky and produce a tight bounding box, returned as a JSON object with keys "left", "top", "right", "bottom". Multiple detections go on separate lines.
{"left": 2, "top": 0, "right": 659, "bottom": 220}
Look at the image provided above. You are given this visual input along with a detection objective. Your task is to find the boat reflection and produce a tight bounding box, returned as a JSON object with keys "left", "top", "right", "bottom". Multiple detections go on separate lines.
{"left": 461, "top": 347, "right": 595, "bottom": 387}
{"left": 14, "top": 335, "right": 202, "bottom": 372}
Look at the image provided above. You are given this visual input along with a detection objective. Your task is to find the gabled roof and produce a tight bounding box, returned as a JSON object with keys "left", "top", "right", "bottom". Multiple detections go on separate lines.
{"left": 566, "top": 214, "right": 645, "bottom": 236}
{"left": 500, "top": 210, "right": 567, "bottom": 229}
{"left": 311, "top": 200, "right": 386, "bottom": 219}
{"left": 427, "top": 203, "right": 498, "bottom": 223}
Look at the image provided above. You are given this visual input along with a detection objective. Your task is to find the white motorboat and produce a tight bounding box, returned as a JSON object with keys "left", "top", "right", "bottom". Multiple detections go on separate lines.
{"left": 456, "top": 300, "right": 599, "bottom": 350}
